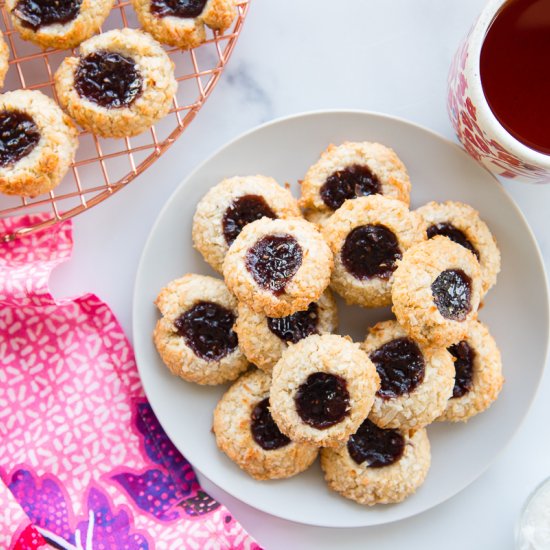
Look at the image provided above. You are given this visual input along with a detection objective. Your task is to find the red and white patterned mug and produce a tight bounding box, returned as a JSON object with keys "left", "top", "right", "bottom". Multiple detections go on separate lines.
{"left": 448, "top": 0, "right": 550, "bottom": 183}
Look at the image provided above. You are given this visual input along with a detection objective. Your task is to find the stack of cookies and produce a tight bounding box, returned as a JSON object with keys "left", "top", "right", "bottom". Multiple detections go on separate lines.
{"left": 153, "top": 141, "right": 504, "bottom": 506}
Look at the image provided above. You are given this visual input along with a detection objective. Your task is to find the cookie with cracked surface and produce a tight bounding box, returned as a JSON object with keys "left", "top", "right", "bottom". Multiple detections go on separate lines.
{"left": 153, "top": 273, "right": 248, "bottom": 385}
{"left": 223, "top": 217, "right": 333, "bottom": 318}
{"left": 235, "top": 290, "right": 338, "bottom": 374}
{"left": 213, "top": 369, "right": 318, "bottom": 480}
{"left": 0, "top": 34, "right": 9, "bottom": 88}
{"left": 416, "top": 201, "right": 500, "bottom": 296}
{"left": 0, "top": 90, "right": 78, "bottom": 196}
{"left": 322, "top": 195, "right": 425, "bottom": 308}
{"left": 270, "top": 334, "right": 380, "bottom": 448}
{"left": 321, "top": 419, "right": 430, "bottom": 506}
{"left": 7, "top": 0, "right": 114, "bottom": 50}
{"left": 54, "top": 28, "right": 177, "bottom": 137}
{"left": 132, "top": 0, "right": 236, "bottom": 50}
{"left": 193, "top": 175, "right": 302, "bottom": 273}
{"left": 392, "top": 236, "right": 482, "bottom": 347}
{"left": 362, "top": 320, "right": 454, "bottom": 430}
{"left": 299, "top": 141, "right": 411, "bottom": 225}
{"left": 437, "top": 320, "right": 503, "bottom": 422}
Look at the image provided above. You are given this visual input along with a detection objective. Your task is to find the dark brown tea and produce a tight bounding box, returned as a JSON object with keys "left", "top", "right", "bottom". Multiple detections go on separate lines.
{"left": 480, "top": 0, "right": 550, "bottom": 154}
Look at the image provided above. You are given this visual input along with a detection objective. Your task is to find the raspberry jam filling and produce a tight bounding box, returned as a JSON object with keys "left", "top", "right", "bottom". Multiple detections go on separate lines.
{"left": 174, "top": 301, "right": 238, "bottom": 361}
{"left": 431, "top": 269, "right": 472, "bottom": 321}
{"left": 245, "top": 234, "right": 303, "bottom": 296}
{"left": 427, "top": 222, "right": 480, "bottom": 260}
{"left": 448, "top": 340, "right": 475, "bottom": 398}
{"left": 342, "top": 224, "right": 402, "bottom": 280}
{"left": 75, "top": 51, "right": 143, "bottom": 109}
{"left": 151, "top": 0, "right": 208, "bottom": 18}
{"left": 250, "top": 398, "right": 291, "bottom": 451}
{"left": 347, "top": 418, "right": 405, "bottom": 467}
{"left": 14, "top": 0, "right": 82, "bottom": 31}
{"left": 369, "top": 337, "right": 425, "bottom": 399}
{"left": 320, "top": 164, "right": 381, "bottom": 210}
{"left": 222, "top": 194, "right": 276, "bottom": 246}
{"left": 267, "top": 302, "right": 319, "bottom": 343}
{"left": 0, "top": 110, "right": 40, "bottom": 168}
{"left": 295, "top": 372, "right": 350, "bottom": 430}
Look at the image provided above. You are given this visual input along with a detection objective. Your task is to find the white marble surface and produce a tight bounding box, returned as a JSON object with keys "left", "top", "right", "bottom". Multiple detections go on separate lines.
{"left": 48, "top": 1, "right": 550, "bottom": 548}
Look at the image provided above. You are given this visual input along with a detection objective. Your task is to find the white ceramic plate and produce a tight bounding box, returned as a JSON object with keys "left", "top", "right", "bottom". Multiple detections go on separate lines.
{"left": 133, "top": 111, "right": 549, "bottom": 528}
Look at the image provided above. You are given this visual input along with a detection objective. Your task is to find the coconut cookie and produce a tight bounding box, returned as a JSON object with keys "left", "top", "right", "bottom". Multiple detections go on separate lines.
{"left": 223, "top": 217, "right": 333, "bottom": 318}
{"left": 153, "top": 273, "right": 248, "bottom": 385}
{"left": 213, "top": 369, "right": 318, "bottom": 480}
{"left": 322, "top": 195, "right": 425, "bottom": 308}
{"left": 416, "top": 201, "right": 500, "bottom": 295}
{"left": 54, "top": 28, "right": 177, "bottom": 138}
{"left": 7, "top": 0, "right": 114, "bottom": 50}
{"left": 0, "top": 34, "right": 9, "bottom": 88}
{"left": 193, "top": 175, "right": 302, "bottom": 273}
{"left": 438, "top": 320, "right": 503, "bottom": 422}
{"left": 270, "top": 334, "right": 380, "bottom": 448}
{"left": 235, "top": 290, "right": 338, "bottom": 374}
{"left": 132, "top": 0, "right": 236, "bottom": 50}
{"left": 362, "top": 320, "right": 454, "bottom": 430}
{"left": 0, "top": 90, "right": 78, "bottom": 196}
{"left": 321, "top": 419, "right": 430, "bottom": 506}
{"left": 299, "top": 141, "right": 411, "bottom": 225}
{"left": 392, "top": 236, "right": 482, "bottom": 347}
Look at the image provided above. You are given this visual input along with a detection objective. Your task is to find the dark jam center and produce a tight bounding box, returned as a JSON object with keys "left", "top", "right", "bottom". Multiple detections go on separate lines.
{"left": 222, "top": 195, "right": 277, "bottom": 246}
{"left": 347, "top": 419, "right": 405, "bottom": 468}
{"left": 341, "top": 224, "right": 402, "bottom": 280}
{"left": 245, "top": 235, "right": 303, "bottom": 296}
{"left": 369, "top": 337, "right": 425, "bottom": 400}
{"left": 320, "top": 164, "right": 381, "bottom": 210}
{"left": 267, "top": 302, "right": 319, "bottom": 344}
{"left": 431, "top": 269, "right": 472, "bottom": 321}
{"left": 448, "top": 340, "right": 475, "bottom": 398}
{"left": 295, "top": 372, "right": 350, "bottom": 430}
{"left": 151, "top": 0, "right": 208, "bottom": 18}
{"left": 174, "top": 301, "right": 238, "bottom": 361}
{"left": 0, "top": 110, "right": 40, "bottom": 168}
{"left": 250, "top": 398, "right": 291, "bottom": 451}
{"left": 75, "top": 51, "right": 143, "bottom": 109}
{"left": 14, "top": 0, "right": 82, "bottom": 31}
{"left": 427, "top": 223, "right": 480, "bottom": 260}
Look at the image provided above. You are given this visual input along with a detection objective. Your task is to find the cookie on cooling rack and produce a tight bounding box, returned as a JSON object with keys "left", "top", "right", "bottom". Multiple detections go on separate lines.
{"left": 213, "top": 369, "right": 318, "bottom": 480}
{"left": 270, "top": 334, "right": 380, "bottom": 448}
{"left": 0, "top": 34, "right": 9, "bottom": 88}
{"left": 153, "top": 273, "right": 248, "bottom": 385}
{"left": 362, "top": 320, "right": 454, "bottom": 431}
{"left": 132, "top": 0, "right": 237, "bottom": 50}
{"left": 0, "top": 90, "right": 78, "bottom": 197}
{"left": 300, "top": 141, "right": 411, "bottom": 225}
{"left": 193, "top": 175, "right": 301, "bottom": 273}
{"left": 322, "top": 195, "right": 425, "bottom": 308}
{"left": 223, "top": 217, "right": 333, "bottom": 318}
{"left": 235, "top": 290, "right": 338, "bottom": 374}
{"left": 437, "top": 320, "right": 503, "bottom": 423}
{"left": 54, "top": 28, "right": 177, "bottom": 138}
{"left": 321, "top": 418, "right": 430, "bottom": 506}
{"left": 7, "top": 0, "right": 114, "bottom": 50}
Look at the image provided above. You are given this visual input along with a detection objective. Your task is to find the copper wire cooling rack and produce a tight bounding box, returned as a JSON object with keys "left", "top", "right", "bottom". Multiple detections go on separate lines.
{"left": 0, "top": 0, "right": 250, "bottom": 241}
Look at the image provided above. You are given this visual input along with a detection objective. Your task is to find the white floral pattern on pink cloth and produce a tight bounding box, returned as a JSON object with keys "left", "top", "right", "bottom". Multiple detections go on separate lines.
{"left": 0, "top": 214, "right": 260, "bottom": 550}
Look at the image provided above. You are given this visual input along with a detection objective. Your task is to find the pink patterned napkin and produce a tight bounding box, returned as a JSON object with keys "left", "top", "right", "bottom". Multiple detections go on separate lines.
{"left": 0, "top": 214, "right": 259, "bottom": 550}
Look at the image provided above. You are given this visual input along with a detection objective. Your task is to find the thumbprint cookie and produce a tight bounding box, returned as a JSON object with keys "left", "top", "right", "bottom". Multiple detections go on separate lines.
{"left": 223, "top": 217, "right": 333, "bottom": 318}
{"left": 300, "top": 141, "right": 411, "bottom": 225}
{"left": 270, "top": 334, "right": 380, "bottom": 448}
{"left": 321, "top": 419, "right": 430, "bottom": 506}
{"left": 54, "top": 28, "right": 177, "bottom": 138}
{"left": 322, "top": 195, "right": 425, "bottom": 308}
{"left": 193, "top": 175, "right": 301, "bottom": 273}
{"left": 153, "top": 273, "right": 248, "bottom": 385}
{"left": 213, "top": 369, "right": 318, "bottom": 480}
{"left": 0, "top": 34, "right": 9, "bottom": 88}
{"left": 0, "top": 90, "right": 78, "bottom": 196}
